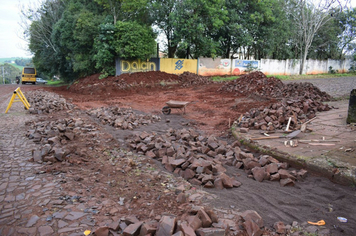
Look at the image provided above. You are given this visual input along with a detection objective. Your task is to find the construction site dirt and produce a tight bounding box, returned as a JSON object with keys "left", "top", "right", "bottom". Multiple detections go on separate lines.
{"left": 0, "top": 71, "right": 355, "bottom": 236}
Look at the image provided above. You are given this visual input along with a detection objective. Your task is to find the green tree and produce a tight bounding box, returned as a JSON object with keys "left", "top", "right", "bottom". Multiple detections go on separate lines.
{"left": 176, "top": 0, "right": 227, "bottom": 58}
{"left": 24, "top": 0, "right": 65, "bottom": 79}
{"left": 15, "top": 58, "right": 32, "bottom": 67}
{"left": 0, "top": 63, "right": 22, "bottom": 84}
{"left": 93, "top": 18, "right": 156, "bottom": 77}
{"left": 113, "top": 21, "right": 156, "bottom": 60}
{"left": 308, "top": 13, "right": 342, "bottom": 59}
{"left": 93, "top": 17, "right": 117, "bottom": 76}
{"left": 338, "top": 8, "right": 356, "bottom": 58}
{"left": 149, "top": 0, "right": 180, "bottom": 58}
{"left": 289, "top": 0, "right": 348, "bottom": 74}
{"left": 214, "top": 0, "right": 250, "bottom": 58}
{"left": 149, "top": 0, "right": 227, "bottom": 58}
{"left": 51, "top": 0, "right": 104, "bottom": 81}
{"left": 94, "top": 0, "right": 149, "bottom": 24}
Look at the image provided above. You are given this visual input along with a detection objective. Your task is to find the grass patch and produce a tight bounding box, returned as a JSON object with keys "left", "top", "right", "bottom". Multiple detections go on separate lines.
{"left": 47, "top": 80, "right": 68, "bottom": 86}
{"left": 211, "top": 72, "right": 356, "bottom": 82}
{"left": 211, "top": 76, "right": 238, "bottom": 81}
{"left": 296, "top": 155, "right": 311, "bottom": 161}
{"left": 268, "top": 73, "right": 356, "bottom": 81}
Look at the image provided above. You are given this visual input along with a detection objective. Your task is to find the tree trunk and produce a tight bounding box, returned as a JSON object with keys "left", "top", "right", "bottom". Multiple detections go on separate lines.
{"left": 299, "top": 46, "right": 308, "bottom": 75}
{"left": 186, "top": 46, "right": 190, "bottom": 59}
{"left": 168, "top": 45, "right": 177, "bottom": 58}
{"left": 226, "top": 43, "right": 231, "bottom": 59}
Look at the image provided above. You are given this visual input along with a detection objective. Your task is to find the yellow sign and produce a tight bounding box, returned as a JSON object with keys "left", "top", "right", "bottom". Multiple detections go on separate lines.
{"left": 160, "top": 58, "right": 197, "bottom": 74}
{"left": 5, "top": 87, "right": 31, "bottom": 113}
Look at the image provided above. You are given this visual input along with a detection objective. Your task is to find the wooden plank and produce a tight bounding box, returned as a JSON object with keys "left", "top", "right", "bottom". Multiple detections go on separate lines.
{"left": 308, "top": 143, "right": 335, "bottom": 146}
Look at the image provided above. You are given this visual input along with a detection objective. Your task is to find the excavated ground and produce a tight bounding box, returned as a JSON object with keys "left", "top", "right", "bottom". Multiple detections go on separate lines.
{"left": 1, "top": 71, "right": 356, "bottom": 235}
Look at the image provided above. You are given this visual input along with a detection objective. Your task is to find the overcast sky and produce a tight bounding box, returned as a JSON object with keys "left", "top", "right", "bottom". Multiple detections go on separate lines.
{"left": 0, "top": 0, "right": 356, "bottom": 59}
{"left": 0, "top": 0, "right": 34, "bottom": 58}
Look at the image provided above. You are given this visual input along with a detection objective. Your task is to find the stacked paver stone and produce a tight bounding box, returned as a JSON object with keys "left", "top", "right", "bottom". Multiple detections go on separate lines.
{"left": 26, "top": 90, "right": 75, "bottom": 114}
{"left": 128, "top": 128, "right": 308, "bottom": 188}
{"left": 219, "top": 71, "right": 332, "bottom": 130}
{"left": 238, "top": 98, "right": 330, "bottom": 130}
{"left": 91, "top": 208, "right": 269, "bottom": 236}
{"left": 26, "top": 117, "right": 103, "bottom": 163}
{"left": 87, "top": 107, "right": 161, "bottom": 130}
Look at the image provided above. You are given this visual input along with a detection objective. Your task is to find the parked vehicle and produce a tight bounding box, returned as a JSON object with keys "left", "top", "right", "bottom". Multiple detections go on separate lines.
{"left": 36, "top": 78, "right": 47, "bottom": 85}
{"left": 22, "top": 67, "right": 37, "bottom": 84}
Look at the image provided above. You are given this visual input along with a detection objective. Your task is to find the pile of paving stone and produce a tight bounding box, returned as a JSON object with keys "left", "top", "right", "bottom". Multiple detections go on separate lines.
{"left": 239, "top": 98, "right": 331, "bottom": 130}
{"left": 87, "top": 107, "right": 161, "bottom": 130}
{"left": 219, "top": 71, "right": 332, "bottom": 101}
{"left": 26, "top": 117, "right": 103, "bottom": 163}
{"left": 178, "top": 72, "right": 215, "bottom": 87}
{"left": 91, "top": 208, "right": 271, "bottom": 236}
{"left": 283, "top": 82, "right": 332, "bottom": 102}
{"left": 26, "top": 90, "right": 75, "bottom": 114}
{"left": 128, "top": 128, "right": 307, "bottom": 188}
{"left": 218, "top": 71, "right": 333, "bottom": 130}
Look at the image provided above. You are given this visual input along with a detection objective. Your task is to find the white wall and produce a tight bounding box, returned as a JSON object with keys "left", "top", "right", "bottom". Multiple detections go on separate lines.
{"left": 260, "top": 59, "right": 352, "bottom": 75}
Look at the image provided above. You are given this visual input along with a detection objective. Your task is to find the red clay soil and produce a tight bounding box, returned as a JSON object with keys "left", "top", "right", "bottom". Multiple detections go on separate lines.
{"left": 44, "top": 71, "right": 275, "bottom": 135}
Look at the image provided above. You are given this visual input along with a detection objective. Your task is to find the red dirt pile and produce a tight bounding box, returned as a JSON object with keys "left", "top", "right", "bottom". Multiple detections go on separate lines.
{"left": 66, "top": 70, "right": 333, "bottom": 131}
{"left": 68, "top": 71, "right": 179, "bottom": 94}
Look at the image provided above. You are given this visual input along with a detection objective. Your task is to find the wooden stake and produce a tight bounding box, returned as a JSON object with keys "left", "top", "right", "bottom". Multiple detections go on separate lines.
{"left": 285, "top": 117, "right": 292, "bottom": 131}
{"left": 308, "top": 143, "right": 335, "bottom": 146}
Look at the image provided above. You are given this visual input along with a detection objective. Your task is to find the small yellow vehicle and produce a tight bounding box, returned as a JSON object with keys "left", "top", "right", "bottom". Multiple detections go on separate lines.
{"left": 21, "top": 67, "right": 37, "bottom": 85}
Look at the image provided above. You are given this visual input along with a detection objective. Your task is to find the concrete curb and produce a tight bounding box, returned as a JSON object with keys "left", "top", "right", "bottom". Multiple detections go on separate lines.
{"left": 231, "top": 129, "right": 356, "bottom": 186}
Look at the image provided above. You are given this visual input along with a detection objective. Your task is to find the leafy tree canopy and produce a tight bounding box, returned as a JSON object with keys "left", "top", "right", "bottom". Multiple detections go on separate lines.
{"left": 23, "top": 0, "right": 356, "bottom": 80}
{"left": 114, "top": 21, "right": 156, "bottom": 60}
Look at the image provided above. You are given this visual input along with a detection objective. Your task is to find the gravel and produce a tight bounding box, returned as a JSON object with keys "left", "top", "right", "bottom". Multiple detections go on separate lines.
{"left": 283, "top": 76, "right": 356, "bottom": 98}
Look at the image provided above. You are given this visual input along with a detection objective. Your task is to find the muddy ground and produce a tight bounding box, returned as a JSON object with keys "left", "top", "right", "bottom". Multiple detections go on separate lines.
{"left": 2, "top": 71, "right": 356, "bottom": 235}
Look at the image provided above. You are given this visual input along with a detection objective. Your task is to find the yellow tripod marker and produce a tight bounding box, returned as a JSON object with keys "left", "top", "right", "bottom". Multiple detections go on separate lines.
{"left": 5, "top": 87, "right": 31, "bottom": 113}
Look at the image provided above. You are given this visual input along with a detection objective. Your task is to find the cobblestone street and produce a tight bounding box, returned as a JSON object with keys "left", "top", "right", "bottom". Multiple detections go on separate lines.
{"left": 0, "top": 88, "right": 89, "bottom": 236}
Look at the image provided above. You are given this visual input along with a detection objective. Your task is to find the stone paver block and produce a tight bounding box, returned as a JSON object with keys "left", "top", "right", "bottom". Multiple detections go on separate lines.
{"left": 123, "top": 221, "right": 143, "bottom": 236}
{"left": 26, "top": 215, "right": 39, "bottom": 227}
{"left": 64, "top": 212, "right": 87, "bottom": 221}
{"left": 38, "top": 226, "right": 54, "bottom": 236}
{"left": 156, "top": 215, "right": 176, "bottom": 236}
